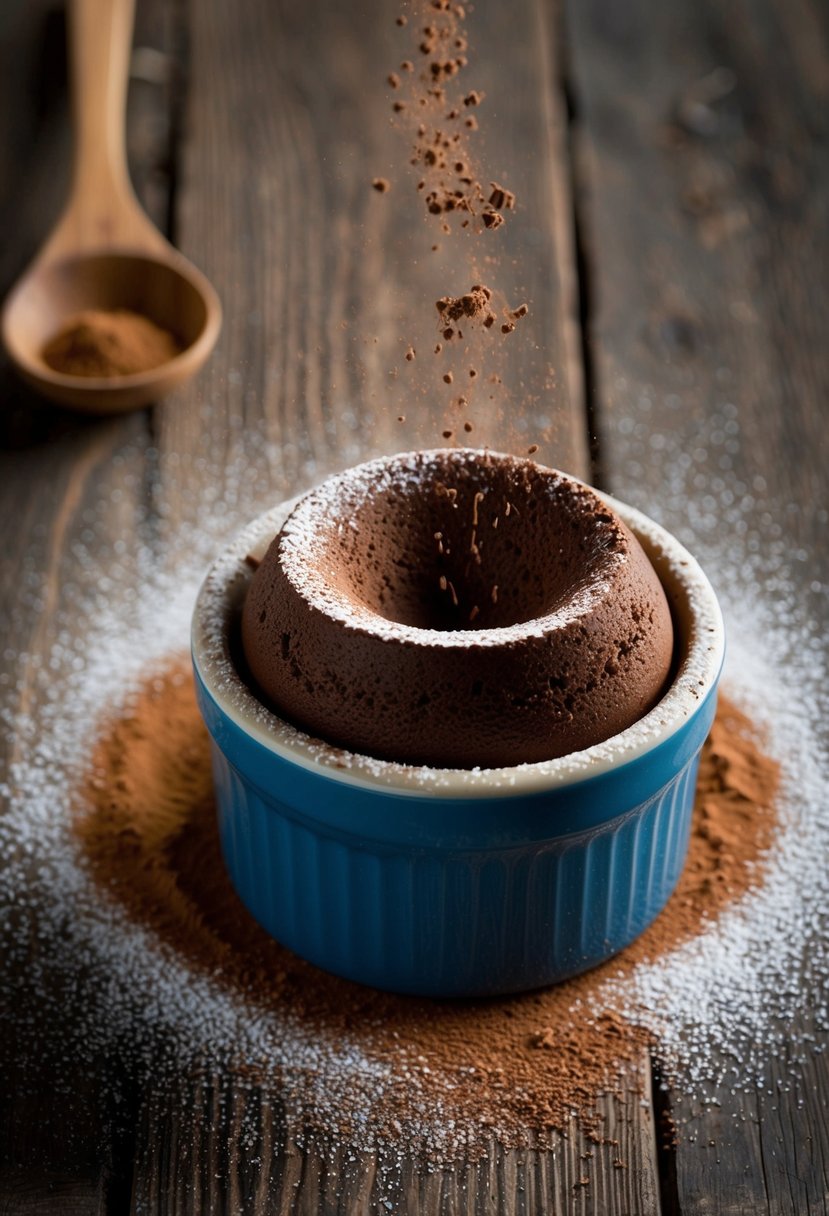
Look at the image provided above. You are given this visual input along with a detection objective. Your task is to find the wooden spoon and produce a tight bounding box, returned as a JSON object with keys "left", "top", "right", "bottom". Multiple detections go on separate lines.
{"left": 1, "top": 0, "right": 221, "bottom": 413}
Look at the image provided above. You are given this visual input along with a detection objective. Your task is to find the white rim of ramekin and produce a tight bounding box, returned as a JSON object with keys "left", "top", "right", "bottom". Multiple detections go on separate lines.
{"left": 192, "top": 460, "right": 724, "bottom": 798}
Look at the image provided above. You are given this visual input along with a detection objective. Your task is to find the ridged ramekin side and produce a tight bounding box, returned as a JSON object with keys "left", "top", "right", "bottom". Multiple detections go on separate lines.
{"left": 210, "top": 745, "right": 699, "bottom": 997}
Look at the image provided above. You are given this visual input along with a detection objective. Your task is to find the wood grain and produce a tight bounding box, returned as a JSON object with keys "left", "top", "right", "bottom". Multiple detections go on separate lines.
{"left": 130, "top": 1062, "right": 661, "bottom": 1215}
{"left": 564, "top": 0, "right": 829, "bottom": 1210}
{"left": 0, "top": 1, "right": 175, "bottom": 1211}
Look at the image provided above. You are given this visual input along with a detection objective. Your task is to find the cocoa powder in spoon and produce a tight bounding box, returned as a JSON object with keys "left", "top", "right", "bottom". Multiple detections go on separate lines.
{"left": 43, "top": 308, "right": 181, "bottom": 377}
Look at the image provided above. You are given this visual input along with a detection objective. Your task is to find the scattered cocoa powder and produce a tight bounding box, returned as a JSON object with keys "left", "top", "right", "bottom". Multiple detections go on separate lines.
{"left": 385, "top": 2, "right": 513, "bottom": 233}
{"left": 76, "top": 663, "right": 779, "bottom": 1148}
{"left": 42, "top": 309, "right": 181, "bottom": 378}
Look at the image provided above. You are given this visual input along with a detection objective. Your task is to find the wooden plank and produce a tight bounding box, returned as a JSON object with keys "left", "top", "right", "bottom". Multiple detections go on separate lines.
{"left": 0, "top": 8, "right": 131, "bottom": 1214}
{"left": 564, "top": 0, "right": 829, "bottom": 521}
{"left": 564, "top": 0, "right": 829, "bottom": 1209}
{"left": 0, "top": 0, "right": 171, "bottom": 448}
{"left": 0, "top": 0, "right": 72, "bottom": 451}
{"left": 0, "top": 2, "right": 70, "bottom": 292}
{"left": 0, "top": 1059, "right": 110, "bottom": 1216}
{"left": 0, "top": 2, "right": 178, "bottom": 1212}
{"left": 131, "top": 1064, "right": 661, "bottom": 1214}
{"left": 124, "top": 0, "right": 663, "bottom": 1210}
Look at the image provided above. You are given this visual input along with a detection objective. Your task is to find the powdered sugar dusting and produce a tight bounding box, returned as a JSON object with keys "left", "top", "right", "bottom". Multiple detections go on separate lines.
{"left": 591, "top": 585, "right": 829, "bottom": 1104}
{"left": 0, "top": 469, "right": 397, "bottom": 1147}
{"left": 586, "top": 384, "right": 829, "bottom": 1110}
{"left": 1, "top": 438, "right": 827, "bottom": 1158}
{"left": 277, "top": 449, "right": 617, "bottom": 647}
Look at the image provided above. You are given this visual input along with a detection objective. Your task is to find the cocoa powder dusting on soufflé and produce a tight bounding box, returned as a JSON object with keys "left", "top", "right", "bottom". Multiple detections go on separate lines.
{"left": 241, "top": 452, "right": 674, "bottom": 768}
{"left": 76, "top": 665, "right": 779, "bottom": 1149}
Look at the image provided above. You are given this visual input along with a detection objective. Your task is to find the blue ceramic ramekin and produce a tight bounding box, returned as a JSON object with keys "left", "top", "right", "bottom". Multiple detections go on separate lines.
{"left": 192, "top": 489, "right": 724, "bottom": 997}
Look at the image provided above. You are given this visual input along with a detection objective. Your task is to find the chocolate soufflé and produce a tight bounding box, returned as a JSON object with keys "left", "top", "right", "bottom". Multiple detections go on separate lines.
{"left": 241, "top": 450, "right": 674, "bottom": 768}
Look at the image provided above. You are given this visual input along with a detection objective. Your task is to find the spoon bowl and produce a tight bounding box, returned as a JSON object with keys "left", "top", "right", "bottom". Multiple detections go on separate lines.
{"left": 3, "top": 251, "right": 220, "bottom": 413}
{"left": 1, "top": 0, "right": 221, "bottom": 413}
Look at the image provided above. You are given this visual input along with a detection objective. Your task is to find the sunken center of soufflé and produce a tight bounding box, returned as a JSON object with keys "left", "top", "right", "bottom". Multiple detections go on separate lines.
{"left": 241, "top": 450, "right": 674, "bottom": 768}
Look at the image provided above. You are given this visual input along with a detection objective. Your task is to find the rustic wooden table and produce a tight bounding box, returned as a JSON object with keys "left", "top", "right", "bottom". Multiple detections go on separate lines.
{"left": 2, "top": 0, "right": 827, "bottom": 1211}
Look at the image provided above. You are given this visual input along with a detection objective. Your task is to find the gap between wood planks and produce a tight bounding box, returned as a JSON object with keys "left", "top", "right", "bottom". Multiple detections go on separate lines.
{"left": 135, "top": 0, "right": 189, "bottom": 511}
{"left": 555, "top": 0, "right": 683, "bottom": 1211}
{"left": 553, "top": 0, "right": 607, "bottom": 494}
{"left": 650, "top": 1057, "right": 682, "bottom": 1216}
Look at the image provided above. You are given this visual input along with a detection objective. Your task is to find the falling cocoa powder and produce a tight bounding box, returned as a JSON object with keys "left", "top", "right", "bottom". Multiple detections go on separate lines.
{"left": 382, "top": 1, "right": 515, "bottom": 232}
{"left": 435, "top": 284, "right": 528, "bottom": 340}
{"left": 386, "top": 2, "right": 511, "bottom": 232}
{"left": 436, "top": 284, "right": 492, "bottom": 323}
{"left": 43, "top": 309, "right": 181, "bottom": 378}
{"left": 76, "top": 662, "right": 779, "bottom": 1149}
{"left": 380, "top": 3, "right": 534, "bottom": 438}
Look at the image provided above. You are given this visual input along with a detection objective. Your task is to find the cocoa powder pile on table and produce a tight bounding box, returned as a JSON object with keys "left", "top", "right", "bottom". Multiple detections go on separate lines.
{"left": 76, "top": 663, "right": 779, "bottom": 1147}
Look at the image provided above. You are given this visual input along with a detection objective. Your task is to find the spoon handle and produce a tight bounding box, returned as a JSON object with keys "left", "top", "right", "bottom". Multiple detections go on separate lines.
{"left": 45, "top": 0, "right": 165, "bottom": 258}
